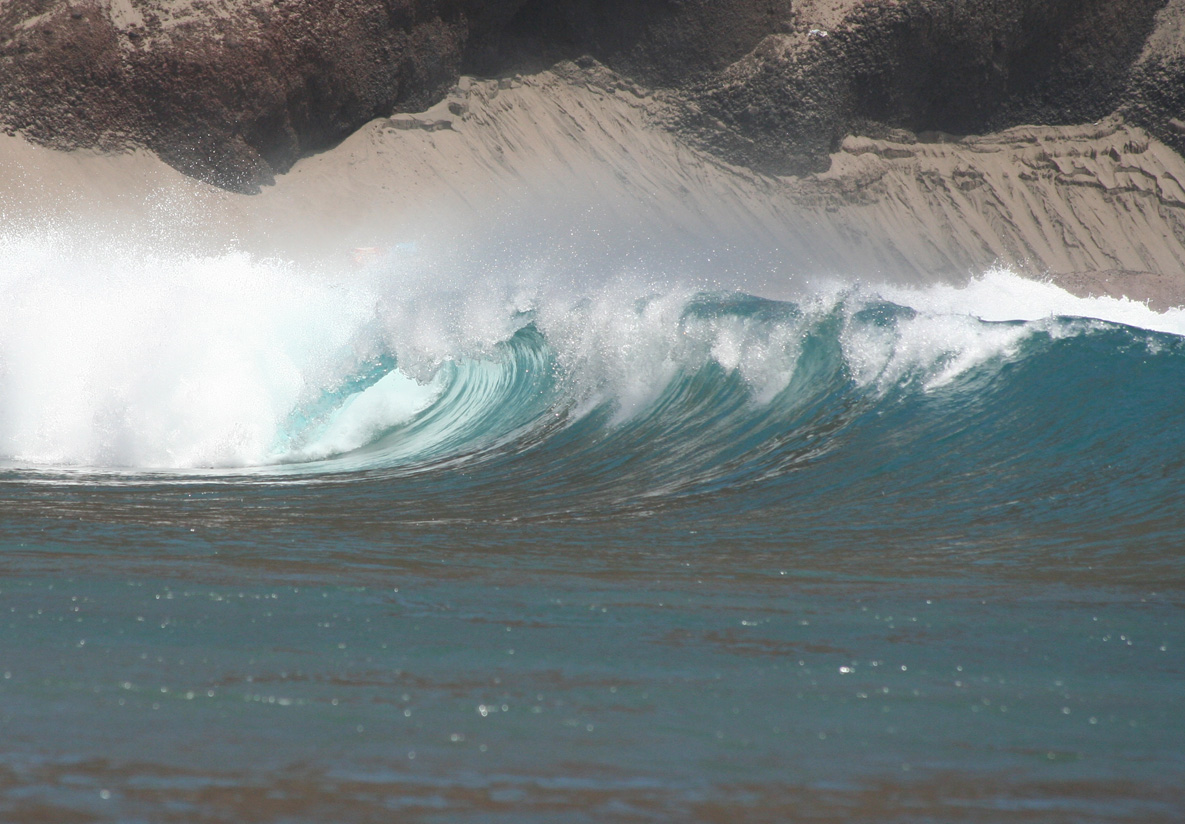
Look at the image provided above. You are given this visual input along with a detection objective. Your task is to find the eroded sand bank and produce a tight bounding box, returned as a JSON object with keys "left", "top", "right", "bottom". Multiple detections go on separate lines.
{"left": 4, "top": 62, "right": 1184, "bottom": 306}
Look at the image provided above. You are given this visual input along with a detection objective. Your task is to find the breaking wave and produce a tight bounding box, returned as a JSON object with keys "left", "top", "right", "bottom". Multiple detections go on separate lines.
{"left": 2, "top": 231, "right": 1184, "bottom": 546}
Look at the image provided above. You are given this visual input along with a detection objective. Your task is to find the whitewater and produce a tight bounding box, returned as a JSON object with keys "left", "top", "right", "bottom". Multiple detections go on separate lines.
{"left": 3, "top": 227, "right": 1184, "bottom": 477}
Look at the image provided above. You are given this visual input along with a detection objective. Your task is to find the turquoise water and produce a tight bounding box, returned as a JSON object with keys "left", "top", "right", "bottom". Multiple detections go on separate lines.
{"left": 1, "top": 244, "right": 1183, "bottom": 821}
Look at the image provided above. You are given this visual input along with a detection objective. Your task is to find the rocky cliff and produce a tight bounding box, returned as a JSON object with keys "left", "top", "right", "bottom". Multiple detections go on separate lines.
{"left": 0, "top": 0, "right": 487, "bottom": 190}
{"left": 0, "top": 0, "right": 786, "bottom": 190}
{"left": 3, "top": 0, "right": 1182, "bottom": 192}
{"left": 682, "top": 0, "right": 1171, "bottom": 175}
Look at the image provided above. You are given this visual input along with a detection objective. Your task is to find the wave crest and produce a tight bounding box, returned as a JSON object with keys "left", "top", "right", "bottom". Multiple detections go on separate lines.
{"left": 2, "top": 234, "right": 1182, "bottom": 476}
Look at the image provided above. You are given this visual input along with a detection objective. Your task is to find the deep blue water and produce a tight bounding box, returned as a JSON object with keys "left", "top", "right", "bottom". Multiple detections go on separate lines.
{"left": 1, "top": 264, "right": 1184, "bottom": 821}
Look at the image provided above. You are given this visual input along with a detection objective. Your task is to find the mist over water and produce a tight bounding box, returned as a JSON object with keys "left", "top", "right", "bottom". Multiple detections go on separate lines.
{"left": 3, "top": 218, "right": 1183, "bottom": 475}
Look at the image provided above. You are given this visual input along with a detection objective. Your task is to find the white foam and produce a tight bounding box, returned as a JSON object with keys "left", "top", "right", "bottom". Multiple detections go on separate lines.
{"left": 290, "top": 368, "right": 445, "bottom": 463}
{"left": 3, "top": 226, "right": 1179, "bottom": 472}
{"left": 834, "top": 269, "right": 1185, "bottom": 392}
{"left": 536, "top": 279, "right": 697, "bottom": 422}
{"left": 876, "top": 267, "right": 1185, "bottom": 336}
{"left": 0, "top": 229, "right": 380, "bottom": 468}
{"left": 840, "top": 304, "right": 1033, "bottom": 391}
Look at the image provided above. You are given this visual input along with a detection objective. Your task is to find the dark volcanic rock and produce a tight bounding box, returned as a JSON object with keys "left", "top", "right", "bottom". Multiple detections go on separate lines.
{"left": 0, "top": 0, "right": 1181, "bottom": 189}
{"left": 0, "top": 0, "right": 498, "bottom": 191}
{"left": 464, "top": 0, "right": 792, "bottom": 86}
{"left": 684, "top": 0, "right": 1170, "bottom": 176}
{"left": 1124, "top": 0, "right": 1185, "bottom": 157}
{"left": 0, "top": 0, "right": 784, "bottom": 190}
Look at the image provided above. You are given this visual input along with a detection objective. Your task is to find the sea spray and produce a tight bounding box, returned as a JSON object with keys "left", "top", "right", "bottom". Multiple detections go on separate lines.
{"left": 3, "top": 226, "right": 1184, "bottom": 474}
{"left": 0, "top": 229, "right": 380, "bottom": 468}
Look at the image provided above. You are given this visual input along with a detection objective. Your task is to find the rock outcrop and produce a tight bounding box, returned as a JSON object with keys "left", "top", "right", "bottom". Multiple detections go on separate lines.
{"left": 0, "top": 0, "right": 786, "bottom": 191}
{"left": 3, "top": 0, "right": 1181, "bottom": 192}
{"left": 0, "top": 0, "right": 504, "bottom": 191}
{"left": 1125, "top": 0, "right": 1185, "bottom": 158}
{"left": 682, "top": 0, "right": 1170, "bottom": 175}
{"left": 463, "top": 0, "right": 792, "bottom": 86}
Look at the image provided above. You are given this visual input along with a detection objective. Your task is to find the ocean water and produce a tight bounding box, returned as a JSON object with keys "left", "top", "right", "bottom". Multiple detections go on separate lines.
{"left": 1, "top": 228, "right": 1183, "bottom": 822}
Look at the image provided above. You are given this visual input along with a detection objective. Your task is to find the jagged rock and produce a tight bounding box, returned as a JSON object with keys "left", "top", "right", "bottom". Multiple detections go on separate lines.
{"left": 462, "top": 0, "right": 793, "bottom": 85}
{"left": 0, "top": 0, "right": 1181, "bottom": 191}
{"left": 0, "top": 0, "right": 507, "bottom": 191}
{"left": 683, "top": 0, "right": 1171, "bottom": 176}
{"left": 0, "top": 0, "right": 785, "bottom": 190}
{"left": 1124, "top": 0, "right": 1185, "bottom": 158}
